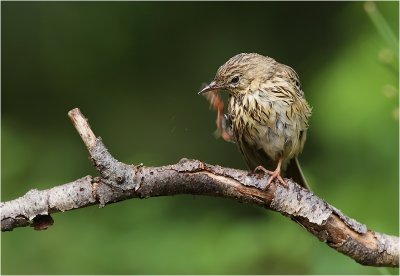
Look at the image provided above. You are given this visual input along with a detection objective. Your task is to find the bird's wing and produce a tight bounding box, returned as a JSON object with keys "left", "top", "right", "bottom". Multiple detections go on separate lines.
{"left": 279, "top": 64, "right": 304, "bottom": 98}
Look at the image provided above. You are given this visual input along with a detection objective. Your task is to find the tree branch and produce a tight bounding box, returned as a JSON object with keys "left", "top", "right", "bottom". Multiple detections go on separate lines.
{"left": 1, "top": 108, "right": 398, "bottom": 268}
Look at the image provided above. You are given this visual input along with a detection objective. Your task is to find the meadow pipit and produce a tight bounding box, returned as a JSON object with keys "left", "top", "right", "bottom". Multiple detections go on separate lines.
{"left": 199, "top": 53, "right": 312, "bottom": 189}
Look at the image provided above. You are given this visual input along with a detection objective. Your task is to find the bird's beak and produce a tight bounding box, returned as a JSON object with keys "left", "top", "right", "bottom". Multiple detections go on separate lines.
{"left": 198, "top": 81, "right": 221, "bottom": 95}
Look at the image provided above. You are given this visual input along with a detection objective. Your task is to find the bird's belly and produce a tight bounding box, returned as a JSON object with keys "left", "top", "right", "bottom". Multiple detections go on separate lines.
{"left": 233, "top": 109, "right": 301, "bottom": 161}
{"left": 253, "top": 123, "right": 297, "bottom": 160}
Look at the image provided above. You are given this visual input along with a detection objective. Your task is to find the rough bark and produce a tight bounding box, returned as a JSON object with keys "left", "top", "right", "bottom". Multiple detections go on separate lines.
{"left": 1, "top": 108, "right": 398, "bottom": 268}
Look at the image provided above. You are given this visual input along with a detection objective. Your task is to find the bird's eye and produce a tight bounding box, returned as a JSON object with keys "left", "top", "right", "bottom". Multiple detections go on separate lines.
{"left": 231, "top": 76, "right": 240, "bottom": 84}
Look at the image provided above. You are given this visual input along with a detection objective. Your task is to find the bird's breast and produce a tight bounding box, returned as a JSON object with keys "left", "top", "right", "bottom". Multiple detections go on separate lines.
{"left": 228, "top": 91, "right": 307, "bottom": 161}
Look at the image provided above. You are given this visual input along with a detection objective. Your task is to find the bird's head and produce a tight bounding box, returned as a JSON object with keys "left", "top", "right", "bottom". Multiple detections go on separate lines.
{"left": 199, "top": 53, "right": 277, "bottom": 96}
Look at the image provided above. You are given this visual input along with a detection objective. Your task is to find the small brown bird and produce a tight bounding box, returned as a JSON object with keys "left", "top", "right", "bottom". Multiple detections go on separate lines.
{"left": 199, "top": 53, "right": 312, "bottom": 189}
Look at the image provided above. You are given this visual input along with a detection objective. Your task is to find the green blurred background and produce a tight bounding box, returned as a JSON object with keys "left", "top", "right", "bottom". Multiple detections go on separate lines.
{"left": 1, "top": 1, "right": 398, "bottom": 274}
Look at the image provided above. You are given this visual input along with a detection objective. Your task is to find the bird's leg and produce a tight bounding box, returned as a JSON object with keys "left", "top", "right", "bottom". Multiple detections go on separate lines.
{"left": 203, "top": 90, "right": 234, "bottom": 142}
{"left": 219, "top": 114, "right": 234, "bottom": 142}
{"left": 254, "top": 157, "right": 287, "bottom": 187}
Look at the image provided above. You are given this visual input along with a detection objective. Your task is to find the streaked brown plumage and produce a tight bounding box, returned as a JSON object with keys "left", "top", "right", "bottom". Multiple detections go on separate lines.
{"left": 199, "top": 53, "right": 312, "bottom": 189}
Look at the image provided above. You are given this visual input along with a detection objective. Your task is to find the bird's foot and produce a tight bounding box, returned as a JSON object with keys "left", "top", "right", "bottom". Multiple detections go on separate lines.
{"left": 254, "top": 166, "right": 287, "bottom": 187}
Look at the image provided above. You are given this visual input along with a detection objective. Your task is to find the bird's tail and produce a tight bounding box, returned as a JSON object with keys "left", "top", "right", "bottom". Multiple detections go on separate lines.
{"left": 285, "top": 157, "right": 311, "bottom": 190}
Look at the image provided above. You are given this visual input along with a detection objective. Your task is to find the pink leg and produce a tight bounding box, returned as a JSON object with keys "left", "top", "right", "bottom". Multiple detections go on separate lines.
{"left": 254, "top": 157, "right": 287, "bottom": 187}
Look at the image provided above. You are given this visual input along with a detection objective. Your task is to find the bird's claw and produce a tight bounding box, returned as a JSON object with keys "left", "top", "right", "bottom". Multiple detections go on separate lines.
{"left": 254, "top": 165, "right": 288, "bottom": 188}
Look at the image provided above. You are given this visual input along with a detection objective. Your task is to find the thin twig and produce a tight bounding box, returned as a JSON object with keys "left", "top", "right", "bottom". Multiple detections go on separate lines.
{"left": 68, "top": 108, "right": 97, "bottom": 150}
